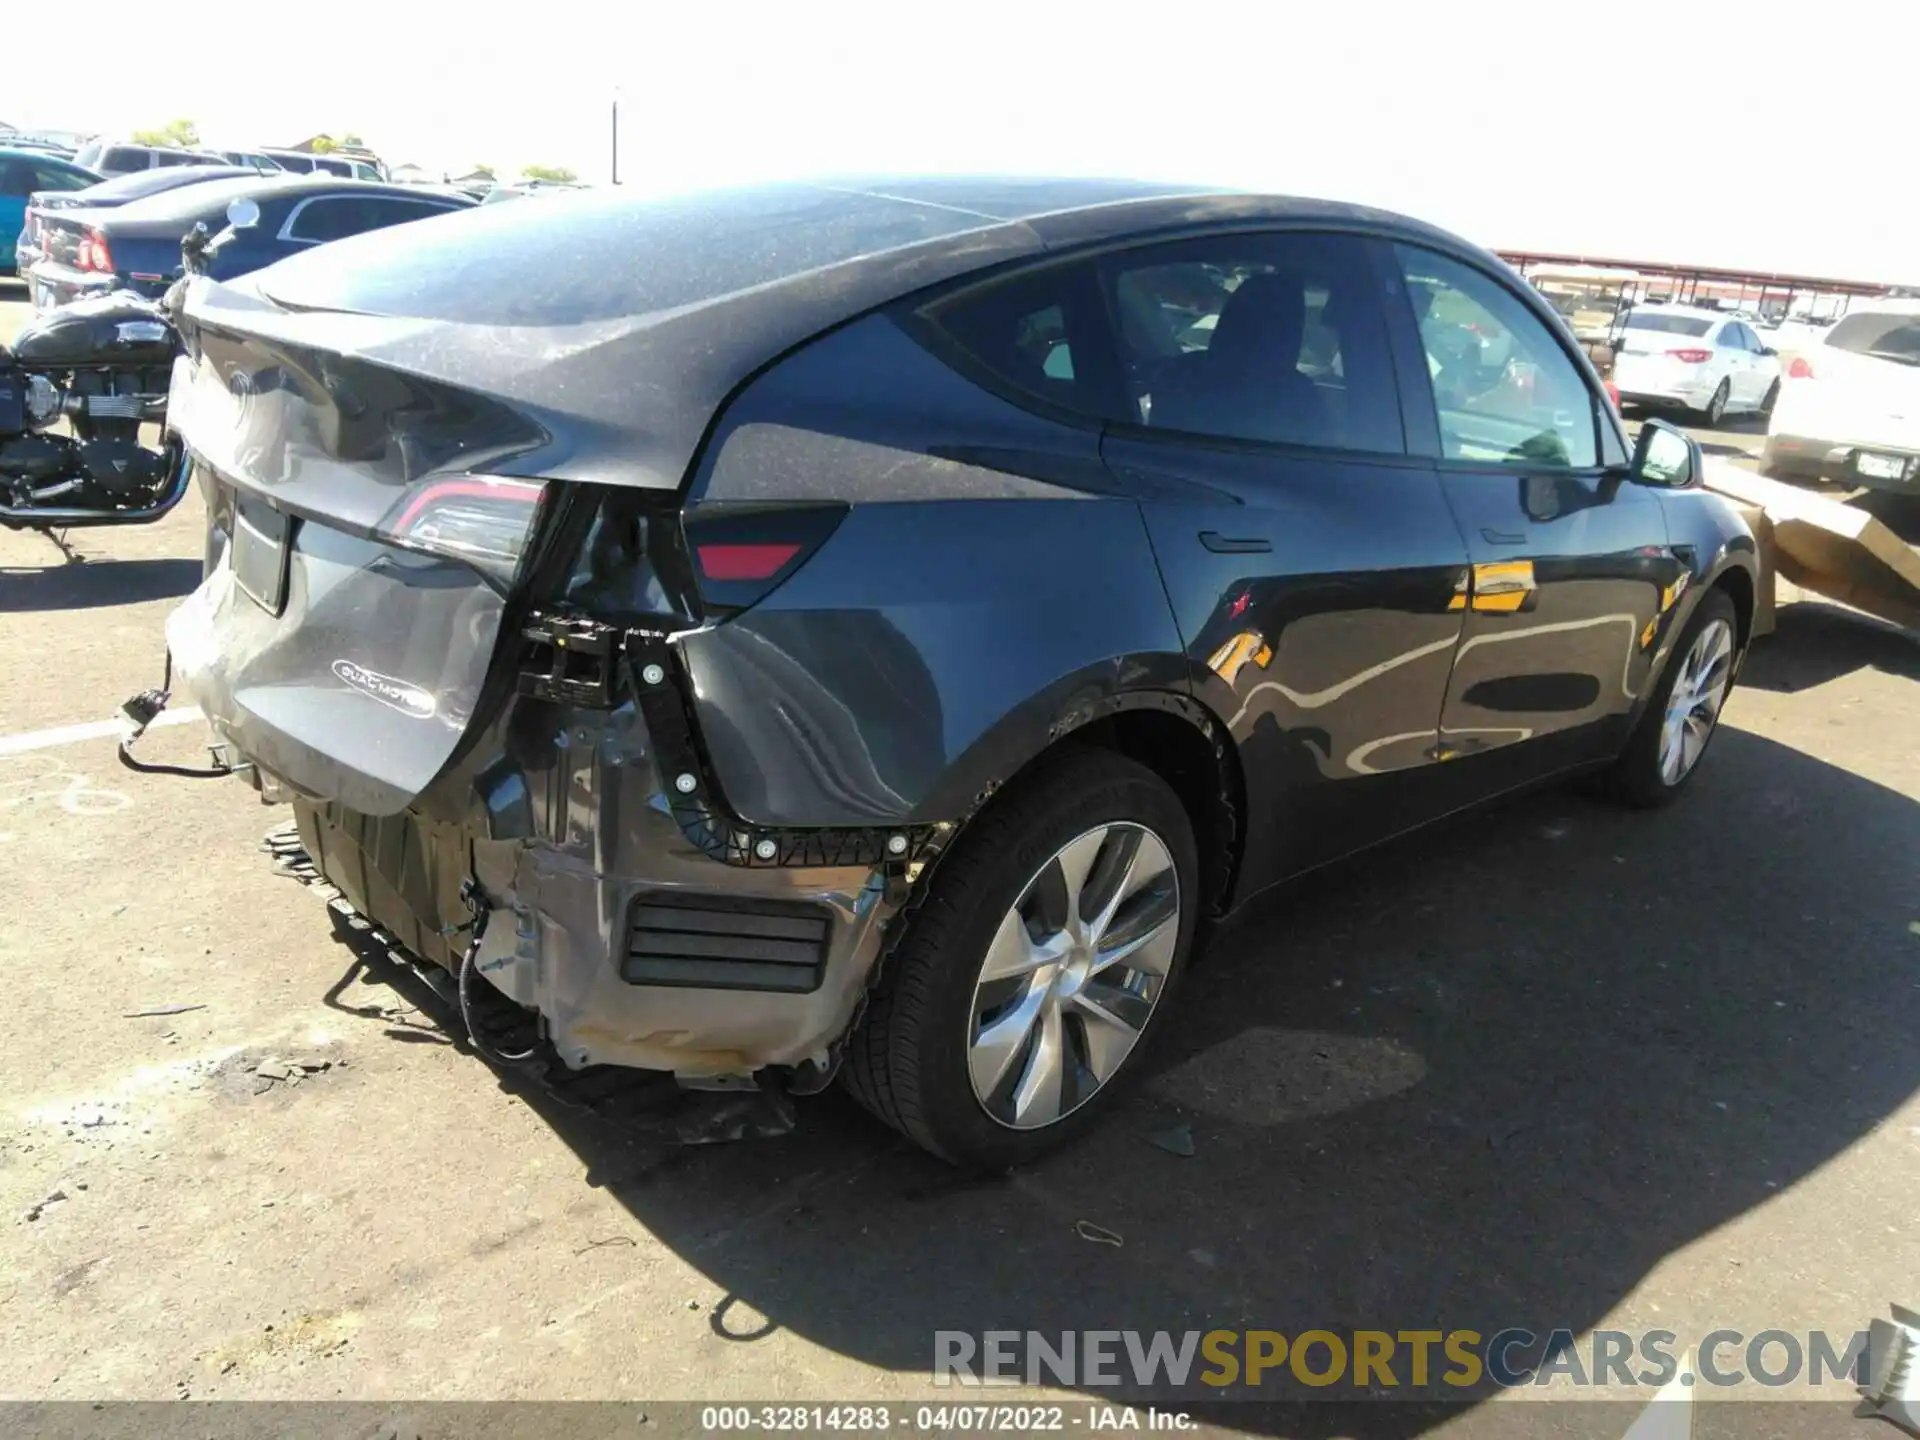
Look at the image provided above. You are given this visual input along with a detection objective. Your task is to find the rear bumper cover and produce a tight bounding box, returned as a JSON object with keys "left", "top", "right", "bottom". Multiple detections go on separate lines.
{"left": 1765, "top": 433, "right": 1920, "bottom": 491}
{"left": 1617, "top": 378, "right": 1718, "bottom": 410}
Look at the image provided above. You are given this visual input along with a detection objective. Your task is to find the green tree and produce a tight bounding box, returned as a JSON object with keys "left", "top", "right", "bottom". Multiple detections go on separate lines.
{"left": 520, "top": 163, "right": 577, "bottom": 183}
{"left": 309, "top": 136, "right": 336, "bottom": 153}
{"left": 130, "top": 118, "right": 200, "bottom": 149}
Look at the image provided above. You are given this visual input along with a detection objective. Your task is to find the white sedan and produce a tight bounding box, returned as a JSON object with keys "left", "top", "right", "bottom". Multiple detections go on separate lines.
{"left": 1764, "top": 301, "right": 1920, "bottom": 493}
{"left": 1612, "top": 306, "right": 1782, "bottom": 425}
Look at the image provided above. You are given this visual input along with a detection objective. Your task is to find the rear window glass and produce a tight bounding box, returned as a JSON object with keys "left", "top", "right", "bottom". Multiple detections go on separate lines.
{"left": 1624, "top": 312, "right": 1712, "bottom": 337}
{"left": 255, "top": 184, "right": 998, "bottom": 326}
{"left": 102, "top": 147, "right": 151, "bottom": 170}
{"left": 1824, "top": 312, "right": 1920, "bottom": 365}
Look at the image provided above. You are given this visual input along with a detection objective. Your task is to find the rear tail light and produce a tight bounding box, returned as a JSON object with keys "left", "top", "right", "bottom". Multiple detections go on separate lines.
{"left": 1787, "top": 356, "right": 1816, "bottom": 380}
{"left": 682, "top": 504, "right": 846, "bottom": 615}
{"left": 82, "top": 228, "right": 113, "bottom": 272}
{"left": 1604, "top": 381, "right": 1621, "bottom": 412}
{"left": 1666, "top": 348, "right": 1712, "bottom": 364}
{"left": 377, "top": 475, "right": 547, "bottom": 585}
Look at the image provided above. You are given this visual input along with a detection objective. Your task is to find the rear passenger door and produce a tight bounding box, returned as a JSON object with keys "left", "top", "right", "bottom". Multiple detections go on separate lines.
{"left": 1388, "top": 244, "right": 1679, "bottom": 782}
{"left": 1094, "top": 231, "right": 1473, "bottom": 887}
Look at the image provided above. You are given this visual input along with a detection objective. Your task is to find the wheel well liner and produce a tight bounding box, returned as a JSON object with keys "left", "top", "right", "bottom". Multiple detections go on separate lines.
{"left": 973, "top": 692, "right": 1244, "bottom": 916}
{"left": 1712, "top": 564, "right": 1756, "bottom": 652}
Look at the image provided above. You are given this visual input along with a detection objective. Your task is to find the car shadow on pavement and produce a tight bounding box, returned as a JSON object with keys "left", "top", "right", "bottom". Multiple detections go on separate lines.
{"left": 316, "top": 698, "right": 1920, "bottom": 1434}
{"left": 1741, "top": 604, "right": 1920, "bottom": 692}
{"left": 0, "top": 557, "right": 201, "bottom": 612}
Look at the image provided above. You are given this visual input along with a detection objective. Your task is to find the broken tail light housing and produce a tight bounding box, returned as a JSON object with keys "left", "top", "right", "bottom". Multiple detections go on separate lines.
{"left": 377, "top": 475, "right": 547, "bottom": 586}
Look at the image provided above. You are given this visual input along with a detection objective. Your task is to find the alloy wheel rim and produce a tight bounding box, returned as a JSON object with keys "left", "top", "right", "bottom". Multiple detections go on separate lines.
{"left": 1708, "top": 383, "right": 1728, "bottom": 424}
{"left": 966, "top": 822, "right": 1180, "bottom": 1131}
{"left": 1659, "top": 617, "right": 1734, "bottom": 786}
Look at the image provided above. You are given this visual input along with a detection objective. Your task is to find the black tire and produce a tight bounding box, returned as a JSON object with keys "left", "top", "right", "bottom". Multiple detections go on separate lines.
{"left": 841, "top": 748, "right": 1199, "bottom": 1169}
{"left": 1700, "top": 380, "right": 1730, "bottom": 427}
{"left": 1759, "top": 379, "right": 1780, "bottom": 418}
{"left": 1597, "top": 588, "right": 1739, "bottom": 809}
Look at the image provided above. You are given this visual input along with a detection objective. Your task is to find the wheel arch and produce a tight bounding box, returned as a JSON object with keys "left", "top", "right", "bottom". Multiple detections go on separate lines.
{"left": 931, "top": 686, "right": 1246, "bottom": 918}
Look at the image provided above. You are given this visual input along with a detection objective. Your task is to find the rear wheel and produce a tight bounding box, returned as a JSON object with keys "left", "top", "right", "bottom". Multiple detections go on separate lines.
{"left": 1598, "top": 589, "right": 1739, "bottom": 808}
{"left": 1700, "top": 380, "right": 1730, "bottom": 426}
{"left": 842, "top": 749, "right": 1198, "bottom": 1169}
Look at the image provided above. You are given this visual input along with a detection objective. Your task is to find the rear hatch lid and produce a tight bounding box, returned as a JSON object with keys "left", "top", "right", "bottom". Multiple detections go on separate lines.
{"left": 165, "top": 304, "right": 555, "bottom": 816}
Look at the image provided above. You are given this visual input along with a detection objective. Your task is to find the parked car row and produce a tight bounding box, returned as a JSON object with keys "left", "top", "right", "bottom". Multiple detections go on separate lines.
{"left": 69, "top": 139, "right": 385, "bottom": 181}
{"left": 6, "top": 158, "right": 472, "bottom": 308}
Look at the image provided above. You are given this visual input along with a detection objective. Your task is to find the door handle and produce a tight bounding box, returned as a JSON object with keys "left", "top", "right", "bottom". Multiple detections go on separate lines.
{"left": 1481, "top": 528, "right": 1527, "bottom": 545}
{"left": 1199, "top": 531, "right": 1271, "bottom": 554}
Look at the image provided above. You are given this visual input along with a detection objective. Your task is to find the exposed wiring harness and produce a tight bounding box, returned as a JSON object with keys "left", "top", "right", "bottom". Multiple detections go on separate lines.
{"left": 453, "top": 879, "right": 538, "bottom": 1066}
{"left": 117, "top": 652, "right": 232, "bottom": 780}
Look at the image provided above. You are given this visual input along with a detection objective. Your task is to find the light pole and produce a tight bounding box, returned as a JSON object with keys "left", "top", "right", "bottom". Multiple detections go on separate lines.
{"left": 610, "top": 87, "right": 621, "bottom": 185}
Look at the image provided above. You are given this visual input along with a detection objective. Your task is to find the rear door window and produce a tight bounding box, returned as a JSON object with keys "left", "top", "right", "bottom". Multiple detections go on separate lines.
{"left": 287, "top": 195, "right": 452, "bottom": 244}
{"left": 1823, "top": 312, "right": 1920, "bottom": 365}
{"left": 352, "top": 198, "right": 455, "bottom": 235}
{"left": 1102, "top": 231, "right": 1405, "bottom": 452}
{"left": 102, "top": 146, "right": 152, "bottom": 171}
{"left": 1396, "top": 244, "right": 1599, "bottom": 469}
{"left": 285, "top": 196, "right": 371, "bottom": 243}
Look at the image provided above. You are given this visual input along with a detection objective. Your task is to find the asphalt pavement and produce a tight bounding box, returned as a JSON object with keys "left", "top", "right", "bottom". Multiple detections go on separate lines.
{"left": 2, "top": 281, "right": 1917, "bottom": 1435}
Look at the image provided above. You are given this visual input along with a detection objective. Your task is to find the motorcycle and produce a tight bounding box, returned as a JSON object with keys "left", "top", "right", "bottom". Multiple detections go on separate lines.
{"left": 0, "top": 220, "right": 224, "bottom": 530}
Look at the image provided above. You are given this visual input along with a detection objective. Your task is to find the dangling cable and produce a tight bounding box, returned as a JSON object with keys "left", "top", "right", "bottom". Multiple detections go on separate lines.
{"left": 454, "top": 883, "right": 538, "bottom": 1065}
{"left": 117, "top": 651, "right": 230, "bottom": 779}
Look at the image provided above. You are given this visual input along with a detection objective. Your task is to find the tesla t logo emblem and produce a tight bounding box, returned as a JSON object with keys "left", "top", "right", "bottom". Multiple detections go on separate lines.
{"left": 331, "top": 660, "right": 437, "bottom": 719}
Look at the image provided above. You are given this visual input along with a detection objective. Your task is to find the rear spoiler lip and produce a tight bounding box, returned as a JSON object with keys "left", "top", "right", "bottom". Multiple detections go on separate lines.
{"left": 180, "top": 273, "right": 688, "bottom": 492}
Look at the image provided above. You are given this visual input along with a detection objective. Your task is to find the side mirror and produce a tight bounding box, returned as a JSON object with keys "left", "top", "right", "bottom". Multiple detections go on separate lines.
{"left": 1631, "top": 418, "right": 1701, "bottom": 489}
{"left": 225, "top": 196, "right": 261, "bottom": 230}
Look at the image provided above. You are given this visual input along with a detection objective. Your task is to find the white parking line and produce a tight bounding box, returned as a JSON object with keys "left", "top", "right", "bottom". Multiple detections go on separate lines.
{"left": 0, "top": 706, "right": 204, "bottom": 758}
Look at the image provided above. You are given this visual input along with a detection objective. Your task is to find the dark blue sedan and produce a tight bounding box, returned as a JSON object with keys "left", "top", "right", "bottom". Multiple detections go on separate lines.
{"left": 27, "top": 175, "right": 472, "bottom": 310}
{"left": 14, "top": 164, "right": 256, "bottom": 276}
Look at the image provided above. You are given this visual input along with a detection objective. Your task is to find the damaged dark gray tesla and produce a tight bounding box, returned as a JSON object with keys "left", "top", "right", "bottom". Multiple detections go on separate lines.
{"left": 145, "top": 178, "right": 1759, "bottom": 1167}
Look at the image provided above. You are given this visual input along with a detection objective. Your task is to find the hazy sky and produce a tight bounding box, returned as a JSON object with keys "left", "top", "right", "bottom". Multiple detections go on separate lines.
{"left": 11, "top": 0, "right": 1916, "bottom": 283}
